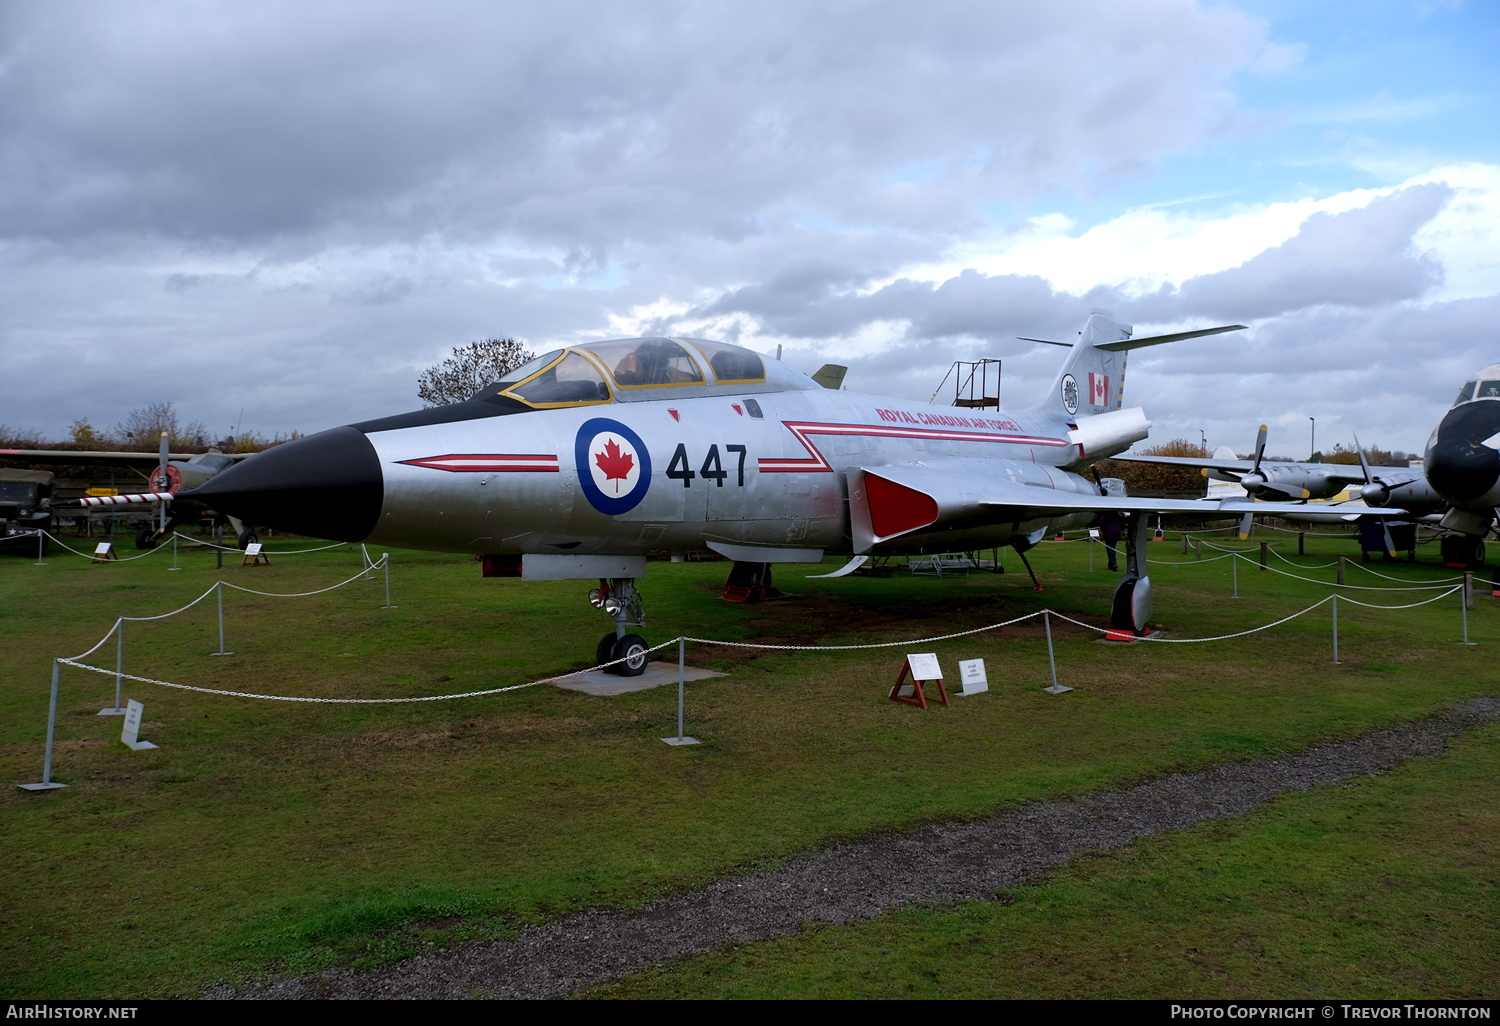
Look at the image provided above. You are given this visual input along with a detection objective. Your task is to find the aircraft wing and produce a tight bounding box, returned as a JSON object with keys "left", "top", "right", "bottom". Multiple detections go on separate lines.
{"left": 0, "top": 448, "right": 252, "bottom": 466}
{"left": 1112, "top": 453, "right": 1376, "bottom": 482}
{"left": 848, "top": 460, "right": 1404, "bottom": 553}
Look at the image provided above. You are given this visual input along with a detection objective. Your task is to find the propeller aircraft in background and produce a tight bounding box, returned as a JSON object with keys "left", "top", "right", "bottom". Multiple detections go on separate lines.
{"left": 1117, "top": 364, "right": 1500, "bottom": 567}
{"left": 1, "top": 435, "right": 256, "bottom": 548}
{"left": 184, "top": 315, "right": 1400, "bottom": 673}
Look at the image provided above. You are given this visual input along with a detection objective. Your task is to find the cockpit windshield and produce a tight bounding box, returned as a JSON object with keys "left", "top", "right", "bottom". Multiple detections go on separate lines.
{"left": 682, "top": 338, "right": 765, "bottom": 384}
{"left": 505, "top": 351, "right": 610, "bottom": 406}
{"left": 1477, "top": 380, "right": 1500, "bottom": 400}
{"left": 1455, "top": 381, "right": 1476, "bottom": 406}
{"left": 581, "top": 338, "right": 705, "bottom": 388}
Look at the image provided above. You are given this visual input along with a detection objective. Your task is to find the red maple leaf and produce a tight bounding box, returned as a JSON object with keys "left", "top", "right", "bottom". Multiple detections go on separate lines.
{"left": 594, "top": 438, "right": 635, "bottom": 493}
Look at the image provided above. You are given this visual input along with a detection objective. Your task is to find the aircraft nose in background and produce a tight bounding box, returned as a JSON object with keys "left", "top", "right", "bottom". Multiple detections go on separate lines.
{"left": 1425, "top": 402, "right": 1500, "bottom": 505}
{"left": 187, "top": 426, "right": 384, "bottom": 541}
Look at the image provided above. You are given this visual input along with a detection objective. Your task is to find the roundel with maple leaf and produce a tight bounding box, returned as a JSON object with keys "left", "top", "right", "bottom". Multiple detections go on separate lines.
{"left": 575, "top": 418, "right": 653, "bottom": 515}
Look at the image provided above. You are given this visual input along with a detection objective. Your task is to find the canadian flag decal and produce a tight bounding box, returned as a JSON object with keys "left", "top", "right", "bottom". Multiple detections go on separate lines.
{"left": 1088, "top": 373, "right": 1109, "bottom": 406}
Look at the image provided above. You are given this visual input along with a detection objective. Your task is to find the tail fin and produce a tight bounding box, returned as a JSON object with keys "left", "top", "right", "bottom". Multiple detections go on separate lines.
{"left": 1028, "top": 314, "right": 1245, "bottom": 420}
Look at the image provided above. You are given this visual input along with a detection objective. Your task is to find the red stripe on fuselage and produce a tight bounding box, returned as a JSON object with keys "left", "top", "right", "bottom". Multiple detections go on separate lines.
{"left": 757, "top": 421, "right": 1068, "bottom": 473}
{"left": 398, "top": 454, "right": 560, "bottom": 473}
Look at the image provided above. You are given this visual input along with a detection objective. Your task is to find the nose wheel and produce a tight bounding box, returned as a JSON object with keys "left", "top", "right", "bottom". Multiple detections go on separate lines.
{"left": 589, "top": 578, "right": 650, "bottom": 676}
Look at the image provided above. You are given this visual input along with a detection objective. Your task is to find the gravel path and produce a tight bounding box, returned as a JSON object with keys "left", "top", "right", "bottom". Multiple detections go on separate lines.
{"left": 209, "top": 696, "right": 1500, "bottom": 1000}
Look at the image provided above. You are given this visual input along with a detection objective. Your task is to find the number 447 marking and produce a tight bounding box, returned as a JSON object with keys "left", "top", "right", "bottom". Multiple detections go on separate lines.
{"left": 667, "top": 443, "right": 747, "bottom": 487}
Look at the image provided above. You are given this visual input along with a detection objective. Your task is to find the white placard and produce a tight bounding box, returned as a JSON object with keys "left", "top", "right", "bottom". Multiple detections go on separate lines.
{"left": 121, "top": 699, "right": 143, "bottom": 746}
{"left": 120, "top": 699, "right": 157, "bottom": 750}
{"left": 905, "top": 652, "right": 942, "bottom": 680}
{"left": 245, "top": 542, "right": 263, "bottom": 556}
{"left": 1088, "top": 528, "right": 1099, "bottom": 539}
{"left": 94, "top": 542, "right": 112, "bottom": 555}
{"left": 958, "top": 658, "right": 988, "bottom": 695}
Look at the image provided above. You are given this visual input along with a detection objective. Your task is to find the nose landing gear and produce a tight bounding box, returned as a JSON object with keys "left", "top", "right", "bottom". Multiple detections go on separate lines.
{"left": 589, "top": 578, "right": 650, "bottom": 676}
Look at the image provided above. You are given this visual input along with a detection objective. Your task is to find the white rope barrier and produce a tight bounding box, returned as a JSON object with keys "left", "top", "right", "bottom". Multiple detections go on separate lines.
{"left": 1046, "top": 602, "right": 1332, "bottom": 643}
{"left": 39, "top": 531, "right": 169, "bottom": 562}
{"left": 1347, "top": 561, "right": 1465, "bottom": 585}
{"left": 219, "top": 560, "right": 385, "bottom": 599}
{"left": 1331, "top": 588, "right": 1467, "bottom": 610}
{"left": 51, "top": 581, "right": 1471, "bottom": 705}
{"left": 1268, "top": 547, "right": 1340, "bottom": 570}
{"left": 60, "top": 558, "right": 389, "bottom": 663}
{"left": 1248, "top": 555, "right": 1457, "bottom": 591}
{"left": 681, "top": 611, "right": 1046, "bottom": 651}
{"left": 59, "top": 634, "right": 675, "bottom": 703}
{"left": 171, "top": 532, "right": 349, "bottom": 555}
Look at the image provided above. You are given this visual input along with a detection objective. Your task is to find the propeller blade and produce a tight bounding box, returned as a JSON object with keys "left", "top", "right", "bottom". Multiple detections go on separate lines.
{"left": 1238, "top": 510, "right": 1254, "bottom": 541}
{"left": 1252, "top": 424, "right": 1267, "bottom": 475}
{"left": 1383, "top": 521, "right": 1398, "bottom": 559}
{"left": 1353, "top": 432, "right": 1373, "bottom": 484}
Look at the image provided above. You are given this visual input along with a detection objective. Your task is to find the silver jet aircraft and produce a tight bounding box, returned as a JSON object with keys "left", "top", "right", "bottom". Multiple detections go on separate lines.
{"left": 188, "top": 315, "right": 1387, "bottom": 672}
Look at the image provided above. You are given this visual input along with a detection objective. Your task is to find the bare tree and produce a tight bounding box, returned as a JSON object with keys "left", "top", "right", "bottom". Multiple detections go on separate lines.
{"left": 110, "top": 401, "right": 209, "bottom": 452}
{"left": 418, "top": 338, "right": 536, "bottom": 407}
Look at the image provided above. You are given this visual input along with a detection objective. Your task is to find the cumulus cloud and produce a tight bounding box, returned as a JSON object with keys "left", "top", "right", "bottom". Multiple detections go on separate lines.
{"left": 0, "top": 1, "right": 1258, "bottom": 248}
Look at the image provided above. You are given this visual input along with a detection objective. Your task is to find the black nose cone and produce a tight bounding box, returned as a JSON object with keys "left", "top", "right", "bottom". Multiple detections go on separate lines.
{"left": 186, "top": 426, "right": 383, "bottom": 541}
{"left": 1426, "top": 402, "right": 1500, "bottom": 505}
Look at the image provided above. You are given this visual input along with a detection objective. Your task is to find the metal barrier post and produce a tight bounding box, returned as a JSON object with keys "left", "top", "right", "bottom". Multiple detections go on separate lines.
{"left": 381, "top": 553, "right": 395, "bottom": 608}
{"left": 98, "top": 620, "right": 127, "bottom": 716}
{"left": 169, "top": 534, "right": 180, "bottom": 571}
{"left": 212, "top": 582, "right": 233, "bottom": 656}
{"left": 662, "top": 638, "right": 700, "bottom": 745}
{"left": 1232, "top": 554, "right": 1239, "bottom": 598}
{"left": 1331, "top": 595, "right": 1340, "bottom": 665}
{"left": 1461, "top": 584, "right": 1473, "bottom": 646}
{"left": 35, "top": 530, "right": 45, "bottom": 565}
{"left": 1042, "top": 610, "right": 1070, "bottom": 693}
{"left": 19, "top": 661, "right": 67, "bottom": 790}
{"left": 1464, "top": 572, "right": 1474, "bottom": 611}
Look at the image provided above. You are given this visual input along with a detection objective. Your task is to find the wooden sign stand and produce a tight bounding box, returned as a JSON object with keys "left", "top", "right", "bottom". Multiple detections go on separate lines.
{"left": 889, "top": 653, "right": 949, "bottom": 709}
{"left": 242, "top": 542, "right": 270, "bottom": 567}
{"left": 91, "top": 542, "right": 118, "bottom": 563}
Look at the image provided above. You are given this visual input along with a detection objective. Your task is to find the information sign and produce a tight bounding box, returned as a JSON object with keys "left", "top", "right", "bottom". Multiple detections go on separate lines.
{"left": 958, "top": 658, "right": 988, "bottom": 695}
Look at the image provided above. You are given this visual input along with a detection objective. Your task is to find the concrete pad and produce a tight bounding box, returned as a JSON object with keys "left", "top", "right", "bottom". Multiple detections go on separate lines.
{"left": 555, "top": 663, "right": 727, "bottom": 696}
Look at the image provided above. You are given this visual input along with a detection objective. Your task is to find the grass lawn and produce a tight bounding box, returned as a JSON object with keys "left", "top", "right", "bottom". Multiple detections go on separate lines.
{"left": 1, "top": 527, "right": 1494, "bottom": 997}
{"left": 591, "top": 721, "right": 1500, "bottom": 999}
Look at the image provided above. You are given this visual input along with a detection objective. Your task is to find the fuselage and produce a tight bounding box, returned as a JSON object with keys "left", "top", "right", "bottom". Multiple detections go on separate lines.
{"left": 1425, "top": 370, "right": 1500, "bottom": 513}
{"left": 193, "top": 337, "right": 1111, "bottom": 557}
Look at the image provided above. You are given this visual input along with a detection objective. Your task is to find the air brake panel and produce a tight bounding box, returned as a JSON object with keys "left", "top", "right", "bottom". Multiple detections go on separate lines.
{"left": 865, "top": 473, "right": 939, "bottom": 538}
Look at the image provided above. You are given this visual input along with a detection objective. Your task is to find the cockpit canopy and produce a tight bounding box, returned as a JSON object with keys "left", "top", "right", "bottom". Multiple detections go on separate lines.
{"left": 475, "top": 337, "right": 806, "bottom": 409}
{"left": 1452, "top": 363, "right": 1500, "bottom": 407}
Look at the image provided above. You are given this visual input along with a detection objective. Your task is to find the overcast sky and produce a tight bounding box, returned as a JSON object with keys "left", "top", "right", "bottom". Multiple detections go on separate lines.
{"left": 1, "top": 0, "right": 1496, "bottom": 456}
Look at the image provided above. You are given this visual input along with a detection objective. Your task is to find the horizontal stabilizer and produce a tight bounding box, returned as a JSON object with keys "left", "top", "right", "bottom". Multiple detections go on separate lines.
{"left": 1094, "top": 324, "right": 1246, "bottom": 352}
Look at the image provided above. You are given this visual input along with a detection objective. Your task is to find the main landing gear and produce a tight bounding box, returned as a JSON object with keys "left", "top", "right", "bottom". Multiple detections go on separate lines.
{"left": 1108, "top": 513, "right": 1154, "bottom": 638}
{"left": 589, "top": 578, "right": 650, "bottom": 676}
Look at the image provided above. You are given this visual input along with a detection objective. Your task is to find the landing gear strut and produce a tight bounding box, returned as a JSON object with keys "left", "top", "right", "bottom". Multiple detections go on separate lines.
{"left": 1109, "top": 513, "right": 1153, "bottom": 637}
{"left": 589, "top": 578, "right": 649, "bottom": 676}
